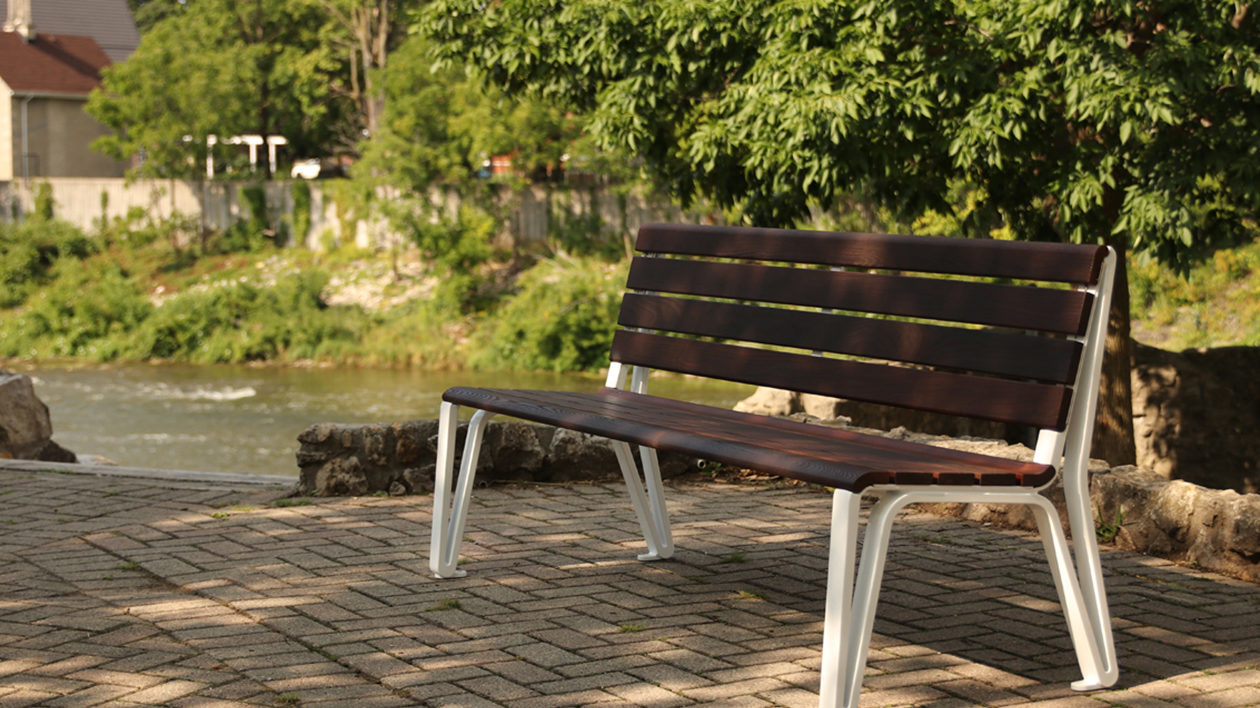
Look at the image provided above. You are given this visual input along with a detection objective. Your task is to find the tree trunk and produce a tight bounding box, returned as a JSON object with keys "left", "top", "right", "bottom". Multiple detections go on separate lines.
{"left": 1091, "top": 238, "right": 1137, "bottom": 466}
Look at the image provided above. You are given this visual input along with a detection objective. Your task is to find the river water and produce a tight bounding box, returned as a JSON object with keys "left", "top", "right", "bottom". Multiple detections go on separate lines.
{"left": 13, "top": 363, "right": 753, "bottom": 478}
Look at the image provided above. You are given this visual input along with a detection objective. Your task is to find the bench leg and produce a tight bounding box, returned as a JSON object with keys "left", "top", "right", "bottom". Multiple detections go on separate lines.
{"left": 611, "top": 441, "right": 674, "bottom": 561}
{"left": 820, "top": 490, "right": 915, "bottom": 708}
{"left": 819, "top": 490, "right": 861, "bottom": 708}
{"left": 430, "top": 403, "right": 493, "bottom": 579}
{"left": 1062, "top": 467, "right": 1120, "bottom": 689}
{"left": 1029, "top": 496, "right": 1117, "bottom": 690}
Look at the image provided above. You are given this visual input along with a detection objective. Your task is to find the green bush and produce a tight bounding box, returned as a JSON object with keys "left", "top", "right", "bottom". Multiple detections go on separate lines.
{"left": 407, "top": 206, "right": 498, "bottom": 312}
{"left": 1130, "top": 239, "right": 1260, "bottom": 349}
{"left": 126, "top": 269, "right": 366, "bottom": 363}
{"left": 0, "top": 219, "right": 95, "bottom": 307}
{"left": 290, "top": 181, "right": 312, "bottom": 247}
{"left": 32, "top": 182, "right": 55, "bottom": 221}
{"left": 473, "top": 255, "right": 626, "bottom": 372}
{"left": 0, "top": 259, "right": 151, "bottom": 360}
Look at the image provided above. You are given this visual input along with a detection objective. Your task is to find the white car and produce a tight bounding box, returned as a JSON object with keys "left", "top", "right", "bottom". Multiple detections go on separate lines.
{"left": 290, "top": 159, "right": 321, "bottom": 179}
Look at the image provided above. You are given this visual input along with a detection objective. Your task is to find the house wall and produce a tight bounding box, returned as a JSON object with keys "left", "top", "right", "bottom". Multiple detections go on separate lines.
{"left": 0, "top": 86, "right": 11, "bottom": 181}
{"left": 11, "top": 95, "right": 125, "bottom": 178}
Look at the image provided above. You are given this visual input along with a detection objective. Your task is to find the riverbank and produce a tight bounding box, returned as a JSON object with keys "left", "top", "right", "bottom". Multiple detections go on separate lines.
{"left": 4, "top": 216, "right": 1260, "bottom": 374}
{"left": 0, "top": 214, "right": 627, "bottom": 372}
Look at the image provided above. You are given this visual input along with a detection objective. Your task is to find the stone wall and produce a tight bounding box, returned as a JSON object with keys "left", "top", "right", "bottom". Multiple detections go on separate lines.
{"left": 295, "top": 419, "right": 699, "bottom": 497}
{"left": 0, "top": 178, "right": 689, "bottom": 252}
{"left": 1131, "top": 343, "right": 1260, "bottom": 493}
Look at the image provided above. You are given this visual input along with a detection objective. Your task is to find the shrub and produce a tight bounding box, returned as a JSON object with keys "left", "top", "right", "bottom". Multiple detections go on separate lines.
{"left": 290, "top": 180, "right": 312, "bottom": 247}
{"left": 473, "top": 255, "right": 626, "bottom": 372}
{"left": 126, "top": 269, "right": 365, "bottom": 363}
{"left": 0, "top": 259, "right": 151, "bottom": 360}
{"left": 407, "top": 206, "right": 498, "bottom": 312}
{"left": 32, "top": 182, "right": 55, "bottom": 220}
{"left": 0, "top": 219, "right": 94, "bottom": 307}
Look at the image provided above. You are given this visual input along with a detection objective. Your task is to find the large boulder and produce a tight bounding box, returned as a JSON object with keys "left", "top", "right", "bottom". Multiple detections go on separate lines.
{"left": 0, "top": 371, "right": 75, "bottom": 462}
{"left": 735, "top": 387, "right": 1021, "bottom": 442}
{"left": 1093, "top": 466, "right": 1260, "bottom": 583}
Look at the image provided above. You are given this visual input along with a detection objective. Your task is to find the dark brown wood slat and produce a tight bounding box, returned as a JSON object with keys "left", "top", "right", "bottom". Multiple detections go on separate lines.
{"left": 440, "top": 387, "right": 1056, "bottom": 490}
{"left": 570, "top": 390, "right": 1042, "bottom": 484}
{"left": 617, "top": 293, "right": 1084, "bottom": 384}
{"left": 608, "top": 390, "right": 1037, "bottom": 479}
{"left": 627, "top": 258, "right": 1094, "bottom": 336}
{"left": 635, "top": 223, "right": 1107, "bottom": 284}
{"left": 444, "top": 386, "right": 889, "bottom": 489}
{"left": 610, "top": 331, "right": 1073, "bottom": 429}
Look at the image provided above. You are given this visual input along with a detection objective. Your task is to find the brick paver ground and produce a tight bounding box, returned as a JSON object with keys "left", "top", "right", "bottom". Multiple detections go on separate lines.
{"left": 1, "top": 465, "right": 1257, "bottom": 707}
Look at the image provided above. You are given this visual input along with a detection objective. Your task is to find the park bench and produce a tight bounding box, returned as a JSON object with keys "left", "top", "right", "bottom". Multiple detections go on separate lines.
{"left": 429, "top": 223, "right": 1120, "bottom": 707}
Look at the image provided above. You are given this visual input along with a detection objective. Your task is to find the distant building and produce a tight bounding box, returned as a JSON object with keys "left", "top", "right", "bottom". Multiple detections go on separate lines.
{"left": 0, "top": 0, "right": 138, "bottom": 62}
{"left": 0, "top": 0, "right": 138, "bottom": 180}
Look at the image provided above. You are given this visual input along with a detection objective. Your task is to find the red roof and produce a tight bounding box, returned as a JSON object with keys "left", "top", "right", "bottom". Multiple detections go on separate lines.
{"left": 0, "top": 32, "right": 111, "bottom": 95}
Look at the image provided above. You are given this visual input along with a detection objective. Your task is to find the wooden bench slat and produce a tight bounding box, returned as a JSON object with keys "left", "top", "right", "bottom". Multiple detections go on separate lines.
{"left": 626, "top": 258, "right": 1094, "bottom": 336}
{"left": 636, "top": 223, "right": 1107, "bottom": 284}
{"left": 607, "top": 391, "right": 1033, "bottom": 476}
{"left": 611, "top": 331, "right": 1073, "bottom": 429}
{"left": 618, "top": 293, "right": 1084, "bottom": 384}
{"left": 441, "top": 387, "right": 1056, "bottom": 491}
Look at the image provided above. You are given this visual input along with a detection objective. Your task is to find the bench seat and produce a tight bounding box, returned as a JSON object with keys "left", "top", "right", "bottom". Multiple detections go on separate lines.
{"left": 444, "top": 386, "right": 1056, "bottom": 490}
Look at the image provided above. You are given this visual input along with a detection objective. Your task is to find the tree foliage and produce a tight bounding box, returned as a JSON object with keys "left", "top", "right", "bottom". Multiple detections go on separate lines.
{"left": 355, "top": 33, "right": 585, "bottom": 194}
{"left": 423, "top": 0, "right": 1260, "bottom": 265}
{"left": 90, "top": 0, "right": 351, "bottom": 177}
{"left": 315, "top": 0, "right": 410, "bottom": 149}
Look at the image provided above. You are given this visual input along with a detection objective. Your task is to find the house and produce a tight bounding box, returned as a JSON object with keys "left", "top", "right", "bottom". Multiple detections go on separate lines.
{"left": 0, "top": 0, "right": 138, "bottom": 180}
{"left": 0, "top": 0, "right": 138, "bottom": 62}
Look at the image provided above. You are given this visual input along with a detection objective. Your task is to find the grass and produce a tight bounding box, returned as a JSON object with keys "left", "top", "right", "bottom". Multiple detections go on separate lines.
{"left": 1130, "top": 240, "right": 1260, "bottom": 350}
{"left": 0, "top": 216, "right": 628, "bottom": 372}
{"left": 1096, "top": 506, "right": 1126, "bottom": 543}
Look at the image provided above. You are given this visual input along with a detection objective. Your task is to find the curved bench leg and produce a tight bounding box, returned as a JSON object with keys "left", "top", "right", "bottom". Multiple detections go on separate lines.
{"left": 611, "top": 442, "right": 674, "bottom": 561}
{"left": 1030, "top": 496, "right": 1118, "bottom": 690}
{"left": 430, "top": 404, "right": 493, "bottom": 578}
{"left": 820, "top": 491, "right": 915, "bottom": 708}
{"left": 1062, "top": 468, "right": 1120, "bottom": 689}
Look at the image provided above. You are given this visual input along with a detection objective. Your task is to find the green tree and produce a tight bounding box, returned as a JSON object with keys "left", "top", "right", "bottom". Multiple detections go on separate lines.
{"left": 356, "top": 33, "right": 584, "bottom": 193}
{"left": 422, "top": 0, "right": 1260, "bottom": 464}
{"left": 90, "top": 0, "right": 350, "bottom": 177}
{"left": 316, "top": 0, "right": 410, "bottom": 150}
{"left": 127, "top": 0, "right": 183, "bottom": 33}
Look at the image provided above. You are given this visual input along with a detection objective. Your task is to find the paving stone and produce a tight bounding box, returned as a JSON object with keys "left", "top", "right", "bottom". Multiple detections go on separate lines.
{"left": 2, "top": 467, "right": 1259, "bottom": 708}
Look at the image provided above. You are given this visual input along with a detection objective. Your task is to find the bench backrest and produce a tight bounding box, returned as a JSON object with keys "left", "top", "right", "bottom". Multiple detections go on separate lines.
{"left": 612, "top": 223, "right": 1111, "bottom": 433}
